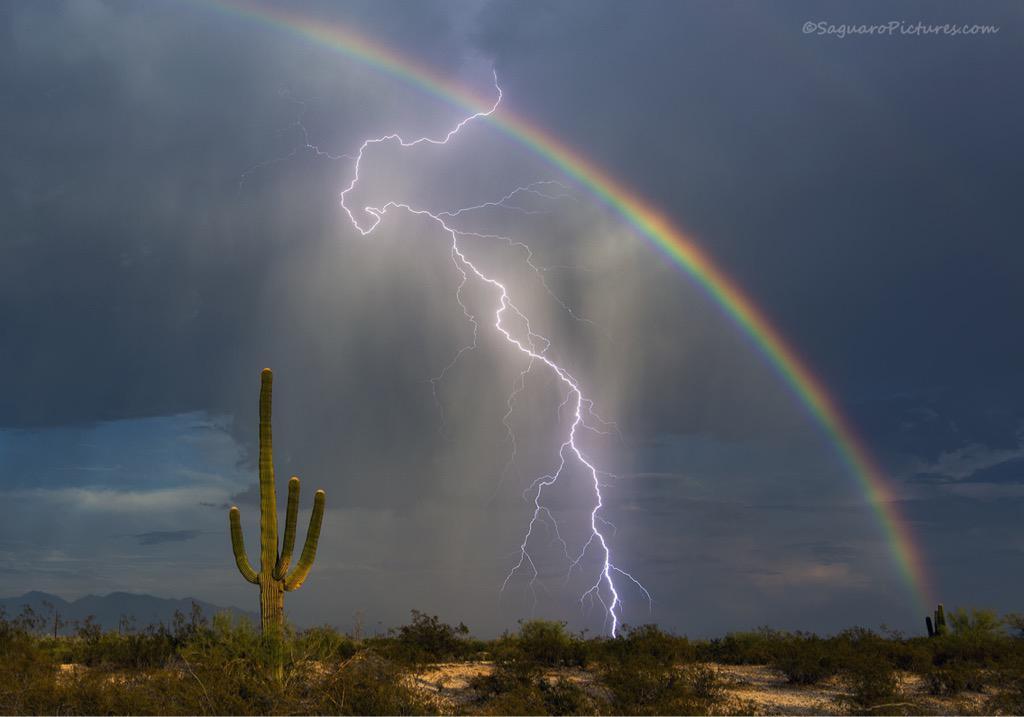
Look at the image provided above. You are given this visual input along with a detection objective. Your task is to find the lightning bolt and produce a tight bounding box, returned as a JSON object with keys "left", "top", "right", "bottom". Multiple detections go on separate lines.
{"left": 251, "top": 71, "right": 650, "bottom": 636}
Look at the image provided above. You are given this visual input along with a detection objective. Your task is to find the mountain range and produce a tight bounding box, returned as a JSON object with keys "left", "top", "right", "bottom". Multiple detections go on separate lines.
{"left": 0, "top": 591, "right": 256, "bottom": 634}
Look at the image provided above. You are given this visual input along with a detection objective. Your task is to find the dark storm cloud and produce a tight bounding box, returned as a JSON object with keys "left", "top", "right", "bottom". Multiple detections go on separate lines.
{"left": 131, "top": 530, "right": 202, "bottom": 546}
{"left": 907, "top": 457, "right": 1024, "bottom": 486}
{"left": 850, "top": 377, "right": 1024, "bottom": 464}
{"left": 961, "top": 457, "right": 1024, "bottom": 484}
{"left": 474, "top": 0, "right": 1024, "bottom": 441}
{"left": 0, "top": 0, "right": 474, "bottom": 431}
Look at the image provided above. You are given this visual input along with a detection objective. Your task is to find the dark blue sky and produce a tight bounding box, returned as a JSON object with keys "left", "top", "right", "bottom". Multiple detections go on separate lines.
{"left": 1, "top": 0, "right": 1021, "bottom": 637}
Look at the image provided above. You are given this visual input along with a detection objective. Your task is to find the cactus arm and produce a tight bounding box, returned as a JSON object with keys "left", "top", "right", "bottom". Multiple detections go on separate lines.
{"left": 273, "top": 476, "right": 301, "bottom": 579}
{"left": 229, "top": 507, "right": 259, "bottom": 584}
{"left": 258, "top": 368, "right": 279, "bottom": 574}
{"left": 284, "top": 489, "right": 326, "bottom": 591}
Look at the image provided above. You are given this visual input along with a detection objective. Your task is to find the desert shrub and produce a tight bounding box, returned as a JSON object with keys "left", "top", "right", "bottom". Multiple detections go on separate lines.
{"left": 929, "top": 634, "right": 1014, "bottom": 676}
{"left": 841, "top": 653, "right": 904, "bottom": 714}
{"left": 469, "top": 667, "right": 595, "bottom": 716}
{"left": 515, "top": 620, "right": 586, "bottom": 667}
{"left": 984, "top": 661, "right": 1024, "bottom": 715}
{"left": 0, "top": 609, "right": 59, "bottom": 714}
{"left": 471, "top": 682, "right": 548, "bottom": 716}
{"left": 469, "top": 626, "right": 595, "bottom": 716}
{"left": 477, "top": 620, "right": 587, "bottom": 683}
{"left": 314, "top": 651, "right": 436, "bottom": 715}
{"left": 71, "top": 625, "right": 180, "bottom": 669}
{"left": 771, "top": 634, "right": 838, "bottom": 685}
{"left": 51, "top": 669, "right": 193, "bottom": 716}
{"left": 64, "top": 604, "right": 214, "bottom": 670}
{"left": 384, "top": 610, "right": 470, "bottom": 664}
{"left": 885, "top": 637, "right": 933, "bottom": 673}
{"left": 685, "top": 663, "right": 725, "bottom": 703}
{"left": 172, "top": 614, "right": 280, "bottom": 714}
{"left": 923, "top": 659, "right": 987, "bottom": 695}
{"left": 1003, "top": 613, "right": 1024, "bottom": 639}
{"left": 699, "top": 627, "right": 787, "bottom": 664}
{"left": 949, "top": 608, "right": 1003, "bottom": 640}
{"left": 599, "top": 656, "right": 722, "bottom": 715}
{"left": 470, "top": 657, "right": 535, "bottom": 694}
{"left": 600, "top": 624, "right": 692, "bottom": 669}
{"left": 290, "top": 624, "right": 358, "bottom": 662}
{"left": 537, "top": 678, "right": 596, "bottom": 715}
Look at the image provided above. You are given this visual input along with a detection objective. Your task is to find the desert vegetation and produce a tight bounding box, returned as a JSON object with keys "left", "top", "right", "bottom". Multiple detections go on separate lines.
{"left": 0, "top": 603, "right": 1022, "bottom": 715}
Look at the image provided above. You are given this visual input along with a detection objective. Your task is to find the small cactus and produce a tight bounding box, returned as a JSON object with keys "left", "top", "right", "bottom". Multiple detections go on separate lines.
{"left": 935, "top": 603, "right": 947, "bottom": 635}
{"left": 229, "top": 368, "right": 326, "bottom": 679}
{"left": 926, "top": 603, "right": 947, "bottom": 637}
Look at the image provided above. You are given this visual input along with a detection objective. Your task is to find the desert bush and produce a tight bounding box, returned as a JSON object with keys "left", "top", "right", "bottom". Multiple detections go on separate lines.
{"left": 64, "top": 604, "right": 213, "bottom": 670}
{"left": 515, "top": 620, "right": 587, "bottom": 667}
{"left": 884, "top": 637, "right": 933, "bottom": 673}
{"left": 470, "top": 680, "right": 548, "bottom": 716}
{"left": 469, "top": 624, "right": 597, "bottom": 716}
{"left": 599, "top": 655, "right": 723, "bottom": 715}
{"left": 383, "top": 609, "right": 471, "bottom": 664}
{"left": 290, "top": 624, "right": 358, "bottom": 662}
{"left": 0, "top": 609, "right": 59, "bottom": 714}
{"left": 468, "top": 668, "right": 595, "bottom": 716}
{"left": 949, "top": 608, "right": 1003, "bottom": 640}
{"left": 841, "top": 652, "right": 904, "bottom": 714}
{"left": 313, "top": 651, "right": 437, "bottom": 715}
{"left": 600, "top": 624, "right": 692, "bottom": 669}
{"left": 537, "top": 678, "right": 596, "bottom": 715}
{"left": 1003, "top": 613, "right": 1024, "bottom": 639}
{"left": 984, "top": 660, "right": 1024, "bottom": 715}
{"left": 771, "top": 633, "right": 838, "bottom": 685}
{"left": 477, "top": 620, "right": 587, "bottom": 683}
{"left": 698, "top": 627, "right": 787, "bottom": 664}
{"left": 923, "top": 659, "right": 987, "bottom": 696}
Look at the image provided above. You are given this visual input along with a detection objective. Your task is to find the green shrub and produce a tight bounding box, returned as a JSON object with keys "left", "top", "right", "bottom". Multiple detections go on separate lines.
{"left": 314, "top": 651, "right": 437, "bottom": 715}
{"left": 601, "top": 624, "right": 692, "bottom": 669}
{"left": 886, "top": 637, "right": 933, "bottom": 673}
{"left": 291, "top": 624, "right": 358, "bottom": 662}
{"left": 771, "top": 634, "right": 838, "bottom": 685}
{"left": 924, "top": 659, "right": 988, "bottom": 695}
{"left": 537, "top": 678, "right": 595, "bottom": 716}
{"left": 386, "top": 610, "right": 470, "bottom": 664}
{"left": 599, "top": 657, "right": 722, "bottom": 715}
{"left": 841, "top": 653, "right": 903, "bottom": 714}
{"left": 949, "top": 609, "right": 1003, "bottom": 639}
{"left": 699, "top": 627, "right": 786, "bottom": 664}
{"left": 516, "top": 620, "right": 586, "bottom": 667}
{"left": 468, "top": 668, "right": 595, "bottom": 716}
{"left": 471, "top": 683, "right": 548, "bottom": 716}
{"left": 1003, "top": 613, "right": 1024, "bottom": 638}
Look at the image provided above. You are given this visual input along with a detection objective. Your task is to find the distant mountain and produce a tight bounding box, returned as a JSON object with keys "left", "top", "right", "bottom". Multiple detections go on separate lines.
{"left": 0, "top": 591, "right": 256, "bottom": 634}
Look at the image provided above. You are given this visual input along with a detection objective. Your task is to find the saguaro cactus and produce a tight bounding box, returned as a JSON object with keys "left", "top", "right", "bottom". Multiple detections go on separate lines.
{"left": 229, "top": 368, "right": 326, "bottom": 677}
{"left": 926, "top": 603, "right": 947, "bottom": 637}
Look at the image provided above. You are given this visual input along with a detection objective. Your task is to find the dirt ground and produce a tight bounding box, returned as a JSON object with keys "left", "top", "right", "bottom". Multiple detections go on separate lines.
{"left": 55, "top": 659, "right": 993, "bottom": 714}
{"left": 410, "top": 661, "right": 990, "bottom": 715}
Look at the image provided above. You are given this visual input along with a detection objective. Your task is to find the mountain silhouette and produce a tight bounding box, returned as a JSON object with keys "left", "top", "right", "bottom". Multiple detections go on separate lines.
{"left": 0, "top": 591, "right": 256, "bottom": 634}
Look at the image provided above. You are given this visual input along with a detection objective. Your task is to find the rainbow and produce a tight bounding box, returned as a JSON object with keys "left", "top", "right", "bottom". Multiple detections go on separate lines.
{"left": 201, "top": 0, "right": 932, "bottom": 614}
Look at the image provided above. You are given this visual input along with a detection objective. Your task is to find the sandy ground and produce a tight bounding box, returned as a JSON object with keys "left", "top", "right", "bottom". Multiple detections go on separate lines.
{"left": 410, "top": 661, "right": 991, "bottom": 715}
{"left": 56, "top": 660, "right": 993, "bottom": 714}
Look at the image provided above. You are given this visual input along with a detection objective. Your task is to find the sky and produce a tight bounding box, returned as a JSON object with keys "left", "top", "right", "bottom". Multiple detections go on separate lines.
{"left": 1, "top": 0, "right": 1022, "bottom": 638}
